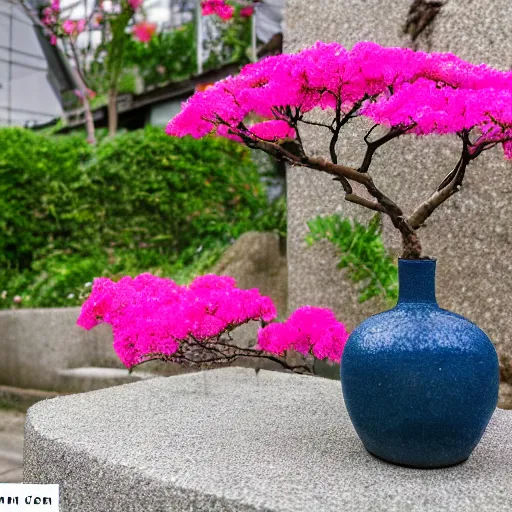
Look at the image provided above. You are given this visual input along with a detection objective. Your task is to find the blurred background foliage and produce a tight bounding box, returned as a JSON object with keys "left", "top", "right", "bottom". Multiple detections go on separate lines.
{"left": 0, "top": 126, "right": 285, "bottom": 308}
{"left": 85, "top": 16, "right": 252, "bottom": 107}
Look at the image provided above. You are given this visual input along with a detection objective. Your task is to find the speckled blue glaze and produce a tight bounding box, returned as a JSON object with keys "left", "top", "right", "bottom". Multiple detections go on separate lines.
{"left": 341, "top": 259, "right": 499, "bottom": 469}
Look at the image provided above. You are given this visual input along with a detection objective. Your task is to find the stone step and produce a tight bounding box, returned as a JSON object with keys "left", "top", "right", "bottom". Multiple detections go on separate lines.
{"left": 0, "top": 410, "right": 25, "bottom": 483}
{"left": 0, "top": 433, "right": 24, "bottom": 461}
{"left": 0, "top": 467, "right": 23, "bottom": 483}
{"left": 55, "top": 367, "right": 157, "bottom": 394}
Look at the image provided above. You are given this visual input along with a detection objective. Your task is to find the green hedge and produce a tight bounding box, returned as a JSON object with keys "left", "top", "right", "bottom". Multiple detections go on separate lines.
{"left": 0, "top": 126, "right": 285, "bottom": 308}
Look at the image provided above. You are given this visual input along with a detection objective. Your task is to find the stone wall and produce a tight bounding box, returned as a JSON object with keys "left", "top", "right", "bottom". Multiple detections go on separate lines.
{"left": 284, "top": 0, "right": 512, "bottom": 368}
{"left": 0, "top": 308, "right": 116, "bottom": 390}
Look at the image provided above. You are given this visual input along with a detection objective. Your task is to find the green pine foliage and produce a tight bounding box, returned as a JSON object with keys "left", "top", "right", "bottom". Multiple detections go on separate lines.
{"left": 305, "top": 214, "right": 398, "bottom": 304}
{"left": 0, "top": 126, "right": 285, "bottom": 308}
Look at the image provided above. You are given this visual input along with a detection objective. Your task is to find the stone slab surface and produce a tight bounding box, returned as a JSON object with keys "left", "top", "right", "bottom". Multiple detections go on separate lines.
{"left": 23, "top": 368, "right": 512, "bottom": 511}
{"left": 0, "top": 410, "right": 25, "bottom": 483}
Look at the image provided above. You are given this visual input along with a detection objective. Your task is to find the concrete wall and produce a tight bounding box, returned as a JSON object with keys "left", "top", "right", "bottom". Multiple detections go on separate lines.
{"left": 284, "top": 0, "right": 512, "bottom": 366}
{"left": 0, "top": 308, "right": 121, "bottom": 391}
{"left": 0, "top": 305, "right": 280, "bottom": 393}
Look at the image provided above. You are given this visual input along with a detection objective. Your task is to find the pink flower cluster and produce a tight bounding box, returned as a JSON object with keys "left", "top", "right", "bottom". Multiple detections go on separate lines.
{"left": 240, "top": 6, "right": 254, "bottom": 17}
{"left": 133, "top": 21, "right": 157, "bottom": 43}
{"left": 77, "top": 273, "right": 277, "bottom": 368}
{"left": 128, "top": 0, "right": 144, "bottom": 10}
{"left": 201, "top": 0, "right": 235, "bottom": 20}
{"left": 257, "top": 306, "right": 349, "bottom": 363}
{"left": 166, "top": 41, "right": 512, "bottom": 158}
{"left": 62, "top": 18, "right": 87, "bottom": 36}
{"left": 41, "top": 6, "right": 58, "bottom": 26}
{"left": 41, "top": 0, "right": 87, "bottom": 42}
{"left": 77, "top": 273, "right": 350, "bottom": 369}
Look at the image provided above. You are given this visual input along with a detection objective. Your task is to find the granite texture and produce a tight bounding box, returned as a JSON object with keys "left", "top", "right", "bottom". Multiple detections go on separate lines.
{"left": 284, "top": 1, "right": 512, "bottom": 376}
{"left": 24, "top": 368, "right": 512, "bottom": 511}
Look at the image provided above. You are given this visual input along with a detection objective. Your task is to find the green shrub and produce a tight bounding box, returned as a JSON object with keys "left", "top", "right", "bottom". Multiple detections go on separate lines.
{"left": 0, "top": 128, "right": 92, "bottom": 270}
{"left": 0, "top": 126, "right": 285, "bottom": 308}
{"left": 306, "top": 214, "right": 398, "bottom": 305}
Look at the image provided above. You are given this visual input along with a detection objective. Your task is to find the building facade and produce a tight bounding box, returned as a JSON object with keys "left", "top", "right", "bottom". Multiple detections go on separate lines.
{"left": 0, "top": 0, "right": 73, "bottom": 127}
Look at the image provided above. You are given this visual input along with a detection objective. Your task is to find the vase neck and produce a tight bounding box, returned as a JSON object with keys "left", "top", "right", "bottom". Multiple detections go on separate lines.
{"left": 397, "top": 259, "right": 437, "bottom": 305}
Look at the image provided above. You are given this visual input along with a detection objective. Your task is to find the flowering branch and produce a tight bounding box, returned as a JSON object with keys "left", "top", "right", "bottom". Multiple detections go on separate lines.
{"left": 77, "top": 274, "right": 349, "bottom": 372}
{"left": 19, "top": 0, "right": 100, "bottom": 143}
{"left": 21, "top": 0, "right": 158, "bottom": 140}
{"left": 132, "top": 336, "right": 314, "bottom": 374}
{"left": 166, "top": 42, "right": 512, "bottom": 259}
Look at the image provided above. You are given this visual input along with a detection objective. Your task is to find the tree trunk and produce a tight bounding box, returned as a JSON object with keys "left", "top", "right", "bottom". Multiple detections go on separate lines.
{"left": 108, "top": 88, "right": 118, "bottom": 137}
{"left": 401, "top": 230, "right": 423, "bottom": 260}
{"left": 82, "top": 95, "right": 96, "bottom": 145}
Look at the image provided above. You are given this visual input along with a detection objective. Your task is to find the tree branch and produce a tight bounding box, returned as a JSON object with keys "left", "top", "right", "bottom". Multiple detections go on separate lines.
{"left": 130, "top": 336, "right": 314, "bottom": 375}
{"left": 345, "top": 194, "right": 387, "bottom": 212}
{"left": 232, "top": 124, "right": 422, "bottom": 258}
{"left": 407, "top": 133, "right": 470, "bottom": 229}
{"left": 299, "top": 118, "right": 335, "bottom": 131}
{"left": 358, "top": 124, "right": 413, "bottom": 173}
{"left": 329, "top": 100, "right": 362, "bottom": 165}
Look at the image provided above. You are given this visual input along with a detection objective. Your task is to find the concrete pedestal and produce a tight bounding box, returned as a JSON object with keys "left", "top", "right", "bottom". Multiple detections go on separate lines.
{"left": 24, "top": 368, "right": 512, "bottom": 511}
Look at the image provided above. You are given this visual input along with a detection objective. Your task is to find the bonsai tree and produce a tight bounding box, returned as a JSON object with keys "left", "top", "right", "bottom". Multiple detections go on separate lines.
{"left": 166, "top": 41, "right": 512, "bottom": 259}
{"left": 79, "top": 41, "right": 512, "bottom": 374}
{"left": 78, "top": 273, "right": 348, "bottom": 373}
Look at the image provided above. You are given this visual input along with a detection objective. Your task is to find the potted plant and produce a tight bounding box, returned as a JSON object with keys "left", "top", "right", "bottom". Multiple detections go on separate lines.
{"left": 80, "top": 41, "right": 511, "bottom": 468}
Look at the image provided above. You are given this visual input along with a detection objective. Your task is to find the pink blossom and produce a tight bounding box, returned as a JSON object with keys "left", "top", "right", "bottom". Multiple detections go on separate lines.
{"left": 240, "top": 6, "right": 254, "bottom": 17}
{"left": 76, "top": 18, "right": 87, "bottom": 34}
{"left": 61, "top": 18, "right": 86, "bottom": 37}
{"left": 41, "top": 7, "right": 56, "bottom": 26}
{"left": 51, "top": 0, "right": 60, "bottom": 11}
{"left": 503, "top": 140, "right": 512, "bottom": 160}
{"left": 62, "top": 19, "right": 76, "bottom": 35}
{"left": 257, "top": 306, "right": 349, "bottom": 363}
{"left": 189, "top": 274, "right": 237, "bottom": 290}
{"left": 249, "top": 120, "right": 296, "bottom": 141}
{"left": 50, "top": 34, "right": 57, "bottom": 45}
{"left": 128, "top": 0, "right": 143, "bottom": 10}
{"left": 201, "top": 0, "right": 235, "bottom": 20}
{"left": 133, "top": 21, "right": 157, "bottom": 43}
{"left": 13, "top": 295, "right": 22, "bottom": 304}
{"left": 77, "top": 273, "right": 277, "bottom": 368}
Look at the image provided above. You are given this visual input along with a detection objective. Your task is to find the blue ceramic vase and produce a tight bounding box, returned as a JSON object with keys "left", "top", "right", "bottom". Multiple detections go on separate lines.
{"left": 341, "top": 259, "right": 499, "bottom": 468}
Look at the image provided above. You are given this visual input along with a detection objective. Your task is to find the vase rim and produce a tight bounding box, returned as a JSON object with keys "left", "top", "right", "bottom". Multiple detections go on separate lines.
{"left": 398, "top": 258, "right": 437, "bottom": 263}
